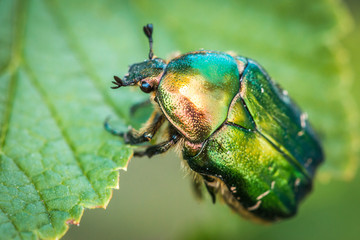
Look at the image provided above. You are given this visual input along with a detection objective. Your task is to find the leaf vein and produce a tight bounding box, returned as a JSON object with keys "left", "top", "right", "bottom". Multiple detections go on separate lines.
{"left": 22, "top": 63, "right": 102, "bottom": 203}
{"left": 1, "top": 152, "right": 54, "bottom": 236}
{"left": 0, "top": 207, "right": 21, "bottom": 239}
{"left": 45, "top": 0, "right": 128, "bottom": 121}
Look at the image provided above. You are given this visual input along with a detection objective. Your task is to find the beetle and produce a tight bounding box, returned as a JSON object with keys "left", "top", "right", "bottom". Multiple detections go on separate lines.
{"left": 105, "top": 24, "right": 324, "bottom": 222}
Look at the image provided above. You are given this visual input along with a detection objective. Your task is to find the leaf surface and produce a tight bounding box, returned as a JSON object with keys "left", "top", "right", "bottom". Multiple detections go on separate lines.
{"left": 0, "top": 1, "right": 134, "bottom": 239}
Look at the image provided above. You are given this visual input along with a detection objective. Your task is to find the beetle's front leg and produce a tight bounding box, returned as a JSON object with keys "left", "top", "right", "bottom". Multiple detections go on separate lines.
{"left": 104, "top": 110, "right": 165, "bottom": 145}
{"left": 134, "top": 128, "right": 181, "bottom": 158}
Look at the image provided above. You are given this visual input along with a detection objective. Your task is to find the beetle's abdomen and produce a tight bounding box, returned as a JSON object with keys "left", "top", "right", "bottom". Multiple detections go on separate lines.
{"left": 157, "top": 51, "right": 240, "bottom": 142}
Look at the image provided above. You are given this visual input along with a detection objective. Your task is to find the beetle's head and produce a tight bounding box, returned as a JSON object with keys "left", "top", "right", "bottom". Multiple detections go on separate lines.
{"left": 112, "top": 58, "right": 166, "bottom": 93}
{"left": 112, "top": 24, "right": 166, "bottom": 93}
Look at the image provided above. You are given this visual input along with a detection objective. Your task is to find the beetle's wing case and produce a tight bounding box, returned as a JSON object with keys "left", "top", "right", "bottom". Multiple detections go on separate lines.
{"left": 184, "top": 123, "right": 313, "bottom": 221}
{"left": 239, "top": 59, "right": 324, "bottom": 177}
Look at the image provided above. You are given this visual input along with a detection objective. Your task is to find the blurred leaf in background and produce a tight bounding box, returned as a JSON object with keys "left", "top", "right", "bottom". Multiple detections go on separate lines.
{"left": 0, "top": 0, "right": 359, "bottom": 239}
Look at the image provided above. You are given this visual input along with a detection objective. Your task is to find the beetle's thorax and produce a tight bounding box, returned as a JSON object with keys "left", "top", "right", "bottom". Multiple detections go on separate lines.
{"left": 156, "top": 51, "right": 241, "bottom": 143}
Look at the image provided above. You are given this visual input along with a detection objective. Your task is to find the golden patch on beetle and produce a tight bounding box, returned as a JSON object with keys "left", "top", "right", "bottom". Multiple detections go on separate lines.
{"left": 174, "top": 95, "right": 212, "bottom": 141}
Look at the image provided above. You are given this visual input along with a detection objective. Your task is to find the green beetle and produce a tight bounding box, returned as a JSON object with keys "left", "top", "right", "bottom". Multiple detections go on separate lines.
{"left": 106, "top": 24, "right": 324, "bottom": 222}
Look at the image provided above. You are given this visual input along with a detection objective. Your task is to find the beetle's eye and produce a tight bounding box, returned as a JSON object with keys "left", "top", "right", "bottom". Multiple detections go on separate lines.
{"left": 140, "top": 81, "right": 153, "bottom": 93}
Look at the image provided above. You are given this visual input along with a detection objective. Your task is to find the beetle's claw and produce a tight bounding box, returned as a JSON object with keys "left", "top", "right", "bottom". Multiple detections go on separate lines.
{"left": 111, "top": 75, "right": 124, "bottom": 89}
{"left": 104, "top": 117, "right": 125, "bottom": 137}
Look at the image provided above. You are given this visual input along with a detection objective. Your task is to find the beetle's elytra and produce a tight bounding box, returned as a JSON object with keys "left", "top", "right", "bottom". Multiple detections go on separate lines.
{"left": 106, "top": 24, "right": 324, "bottom": 222}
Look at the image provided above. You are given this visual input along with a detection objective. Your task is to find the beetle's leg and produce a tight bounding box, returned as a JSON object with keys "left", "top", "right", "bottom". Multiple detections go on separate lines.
{"left": 129, "top": 99, "right": 151, "bottom": 116}
{"left": 202, "top": 175, "right": 220, "bottom": 204}
{"left": 190, "top": 174, "right": 220, "bottom": 203}
{"left": 104, "top": 118, "right": 125, "bottom": 136}
{"left": 192, "top": 177, "right": 204, "bottom": 200}
{"left": 104, "top": 110, "right": 165, "bottom": 145}
{"left": 134, "top": 128, "right": 181, "bottom": 158}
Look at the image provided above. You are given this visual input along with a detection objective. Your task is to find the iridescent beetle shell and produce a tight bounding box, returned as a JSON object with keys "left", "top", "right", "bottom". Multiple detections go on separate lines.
{"left": 157, "top": 51, "right": 240, "bottom": 142}
{"left": 106, "top": 24, "right": 324, "bottom": 222}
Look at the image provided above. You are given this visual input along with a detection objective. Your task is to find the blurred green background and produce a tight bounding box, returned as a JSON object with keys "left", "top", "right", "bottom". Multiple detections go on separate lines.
{"left": 60, "top": 0, "right": 360, "bottom": 240}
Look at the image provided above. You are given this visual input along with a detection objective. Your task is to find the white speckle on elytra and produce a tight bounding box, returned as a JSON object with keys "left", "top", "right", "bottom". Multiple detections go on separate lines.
{"left": 261, "top": 88, "right": 264, "bottom": 93}
{"left": 283, "top": 90, "right": 288, "bottom": 96}
{"left": 304, "top": 158, "right": 313, "bottom": 168}
{"left": 300, "top": 112, "right": 308, "bottom": 128}
{"left": 248, "top": 200, "right": 262, "bottom": 211}
{"left": 256, "top": 190, "right": 270, "bottom": 200}
{"left": 295, "top": 178, "right": 301, "bottom": 187}
{"left": 297, "top": 130, "right": 304, "bottom": 136}
{"left": 271, "top": 181, "right": 275, "bottom": 190}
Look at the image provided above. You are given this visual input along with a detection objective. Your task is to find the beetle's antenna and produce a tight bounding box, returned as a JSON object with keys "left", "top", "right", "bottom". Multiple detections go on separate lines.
{"left": 111, "top": 75, "right": 123, "bottom": 89}
{"left": 143, "top": 23, "right": 154, "bottom": 60}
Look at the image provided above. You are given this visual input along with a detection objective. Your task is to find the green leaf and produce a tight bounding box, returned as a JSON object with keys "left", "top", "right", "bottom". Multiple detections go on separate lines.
{"left": 0, "top": 0, "right": 358, "bottom": 239}
{"left": 0, "top": 0, "right": 136, "bottom": 239}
